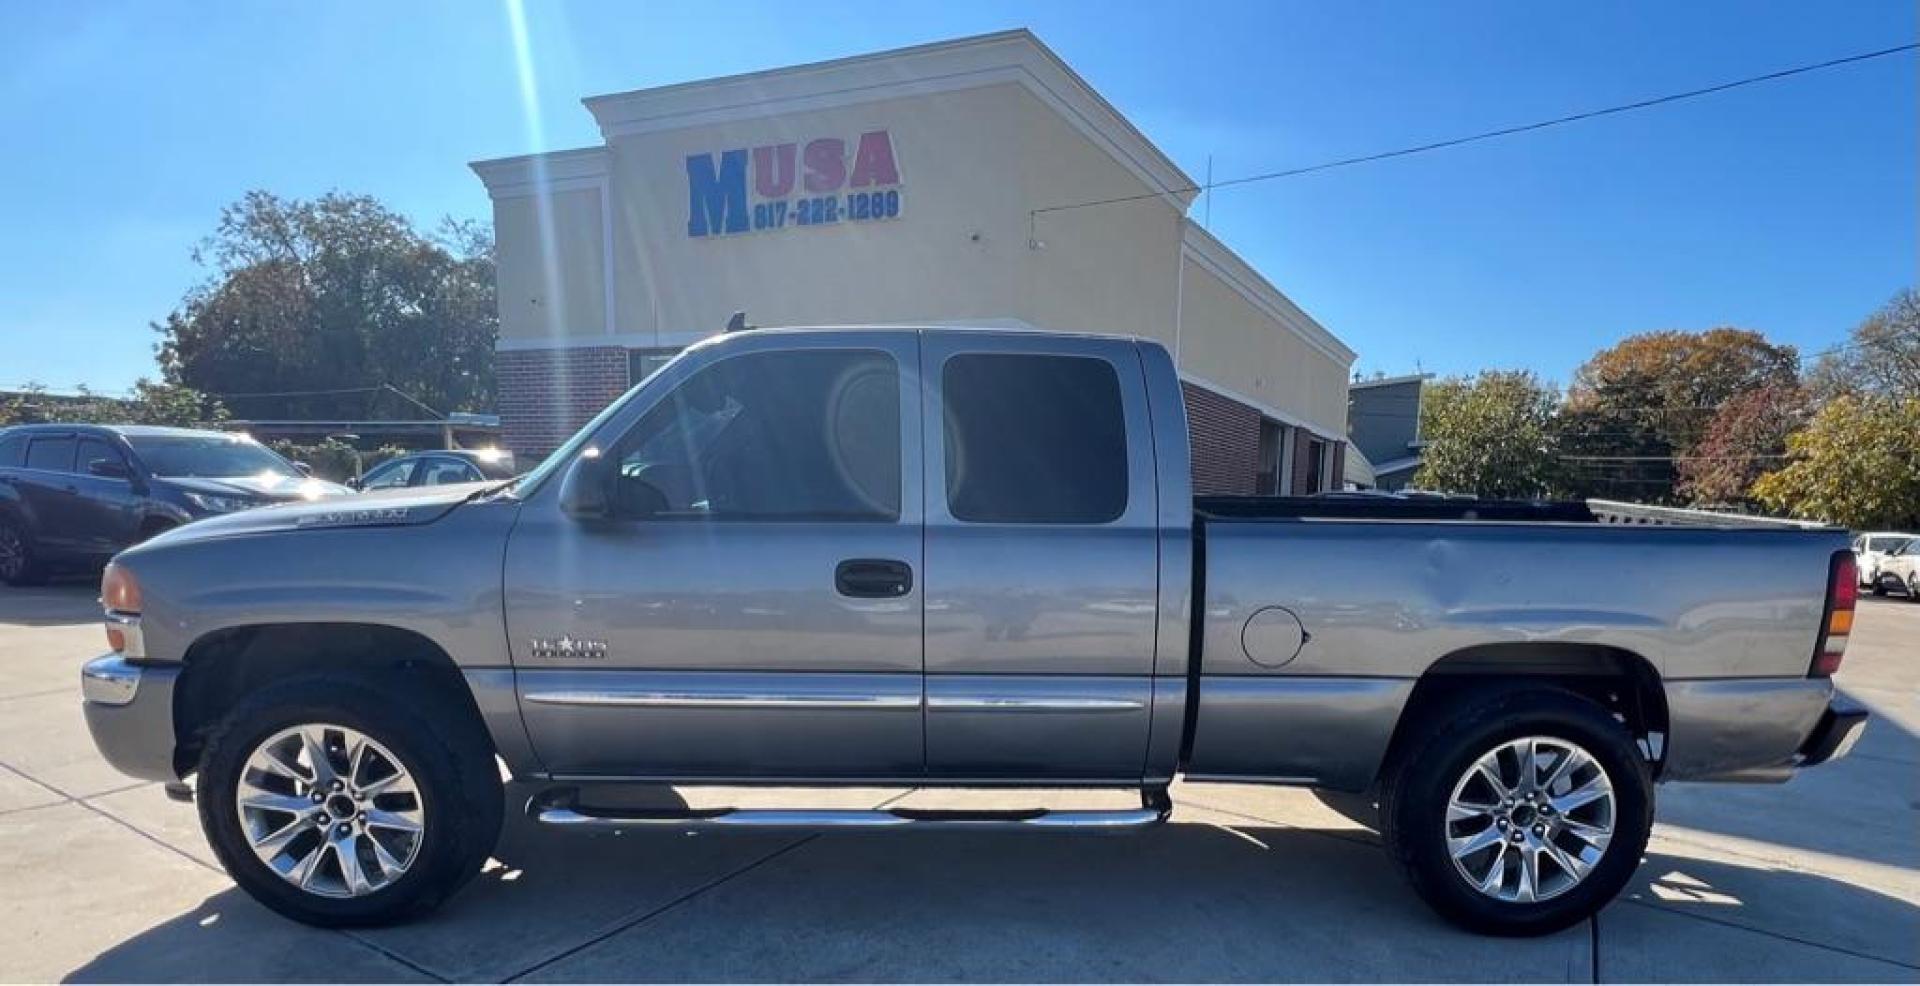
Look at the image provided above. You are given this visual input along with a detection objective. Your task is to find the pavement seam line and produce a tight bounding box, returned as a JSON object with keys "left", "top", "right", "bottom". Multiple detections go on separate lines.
{"left": 78, "top": 780, "right": 457, "bottom": 982}
{"left": 496, "top": 833, "right": 823, "bottom": 984}
{"left": 495, "top": 788, "right": 913, "bottom": 984}
{"left": 339, "top": 930, "right": 455, "bottom": 984}
{"left": 0, "top": 756, "right": 78, "bottom": 800}
{"left": 1589, "top": 913, "right": 1600, "bottom": 984}
{"left": 1620, "top": 897, "right": 1920, "bottom": 971}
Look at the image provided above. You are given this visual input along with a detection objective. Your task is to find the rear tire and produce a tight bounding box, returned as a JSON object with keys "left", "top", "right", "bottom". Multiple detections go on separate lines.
{"left": 0, "top": 516, "right": 46, "bottom": 586}
{"left": 196, "top": 674, "right": 502, "bottom": 927}
{"left": 1379, "top": 686, "right": 1652, "bottom": 936}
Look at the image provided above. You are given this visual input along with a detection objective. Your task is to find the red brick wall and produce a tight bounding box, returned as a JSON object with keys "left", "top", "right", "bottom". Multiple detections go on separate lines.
{"left": 496, "top": 346, "right": 630, "bottom": 457}
{"left": 1182, "top": 382, "right": 1262, "bottom": 495}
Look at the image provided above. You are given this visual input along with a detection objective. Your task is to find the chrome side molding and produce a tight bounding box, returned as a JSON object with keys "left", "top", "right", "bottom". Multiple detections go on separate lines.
{"left": 522, "top": 690, "right": 920, "bottom": 710}
{"left": 924, "top": 695, "right": 1145, "bottom": 713}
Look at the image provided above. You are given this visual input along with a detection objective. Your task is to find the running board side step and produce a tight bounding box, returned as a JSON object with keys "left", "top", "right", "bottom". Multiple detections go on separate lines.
{"left": 529, "top": 788, "right": 1172, "bottom": 833}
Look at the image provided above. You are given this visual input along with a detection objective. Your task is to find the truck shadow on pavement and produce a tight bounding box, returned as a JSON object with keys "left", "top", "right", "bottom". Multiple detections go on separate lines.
{"left": 63, "top": 819, "right": 1920, "bottom": 983}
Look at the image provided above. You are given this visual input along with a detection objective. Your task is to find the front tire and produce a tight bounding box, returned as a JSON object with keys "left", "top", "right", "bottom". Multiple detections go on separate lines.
{"left": 1380, "top": 687, "right": 1652, "bottom": 936}
{"left": 196, "top": 674, "right": 503, "bottom": 927}
{"left": 0, "top": 516, "right": 46, "bottom": 586}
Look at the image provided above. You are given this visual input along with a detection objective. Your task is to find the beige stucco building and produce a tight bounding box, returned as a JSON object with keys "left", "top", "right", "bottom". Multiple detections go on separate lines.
{"left": 471, "top": 29, "right": 1354, "bottom": 494}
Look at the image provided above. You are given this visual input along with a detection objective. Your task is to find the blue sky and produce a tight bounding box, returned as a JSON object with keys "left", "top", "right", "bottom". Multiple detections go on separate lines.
{"left": 2, "top": 1, "right": 1913, "bottom": 394}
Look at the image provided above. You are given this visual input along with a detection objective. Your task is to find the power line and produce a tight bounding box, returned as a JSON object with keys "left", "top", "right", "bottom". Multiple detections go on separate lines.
{"left": 1031, "top": 41, "right": 1918, "bottom": 223}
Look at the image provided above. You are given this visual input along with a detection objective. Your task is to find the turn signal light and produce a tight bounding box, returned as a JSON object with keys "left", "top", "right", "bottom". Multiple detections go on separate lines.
{"left": 101, "top": 564, "right": 141, "bottom": 654}
{"left": 101, "top": 563, "right": 141, "bottom": 614}
{"left": 1811, "top": 551, "right": 1856, "bottom": 677}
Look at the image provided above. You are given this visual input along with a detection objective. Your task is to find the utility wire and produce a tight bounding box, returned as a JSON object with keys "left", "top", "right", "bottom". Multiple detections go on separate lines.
{"left": 1030, "top": 42, "right": 1919, "bottom": 223}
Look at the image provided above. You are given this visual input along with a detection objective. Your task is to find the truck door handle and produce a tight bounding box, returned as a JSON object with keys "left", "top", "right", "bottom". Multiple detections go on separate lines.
{"left": 835, "top": 558, "right": 913, "bottom": 598}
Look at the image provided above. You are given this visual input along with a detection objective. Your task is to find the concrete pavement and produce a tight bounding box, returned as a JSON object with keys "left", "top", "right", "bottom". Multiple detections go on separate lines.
{"left": 1, "top": 582, "right": 1914, "bottom": 982}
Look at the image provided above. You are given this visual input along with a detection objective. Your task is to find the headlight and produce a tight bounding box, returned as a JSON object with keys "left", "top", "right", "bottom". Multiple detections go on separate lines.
{"left": 184, "top": 491, "right": 255, "bottom": 513}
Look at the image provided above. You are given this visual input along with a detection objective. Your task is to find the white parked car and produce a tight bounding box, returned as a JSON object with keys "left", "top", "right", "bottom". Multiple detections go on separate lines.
{"left": 1852, "top": 531, "right": 1918, "bottom": 594}
{"left": 1873, "top": 541, "right": 1920, "bottom": 600}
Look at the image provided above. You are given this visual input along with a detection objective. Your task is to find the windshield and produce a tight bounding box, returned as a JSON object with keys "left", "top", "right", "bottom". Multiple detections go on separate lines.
{"left": 128, "top": 435, "right": 298, "bottom": 479}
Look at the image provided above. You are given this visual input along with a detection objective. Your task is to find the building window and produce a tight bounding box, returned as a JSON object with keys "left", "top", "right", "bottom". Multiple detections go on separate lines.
{"left": 628, "top": 348, "right": 679, "bottom": 387}
{"left": 1256, "top": 419, "right": 1286, "bottom": 494}
{"left": 1304, "top": 437, "right": 1327, "bottom": 494}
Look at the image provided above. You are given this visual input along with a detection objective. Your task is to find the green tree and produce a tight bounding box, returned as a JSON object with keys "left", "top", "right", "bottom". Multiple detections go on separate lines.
{"left": 1561, "top": 328, "right": 1800, "bottom": 502}
{"left": 155, "top": 191, "right": 496, "bottom": 419}
{"left": 1807, "top": 288, "right": 1920, "bottom": 402}
{"left": 0, "top": 381, "right": 225, "bottom": 427}
{"left": 1751, "top": 395, "right": 1920, "bottom": 529}
{"left": 1413, "top": 370, "right": 1566, "bottom": 499}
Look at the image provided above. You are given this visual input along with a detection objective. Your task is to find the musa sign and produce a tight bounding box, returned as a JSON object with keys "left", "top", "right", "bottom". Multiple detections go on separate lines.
{"left": 686, "top": 129, "right": 903, "bottom": 238}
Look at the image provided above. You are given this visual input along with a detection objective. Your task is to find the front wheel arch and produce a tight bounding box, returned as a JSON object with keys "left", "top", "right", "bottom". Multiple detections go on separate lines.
{"left": 172, "top": 623, "right": 495, "bottom": 779}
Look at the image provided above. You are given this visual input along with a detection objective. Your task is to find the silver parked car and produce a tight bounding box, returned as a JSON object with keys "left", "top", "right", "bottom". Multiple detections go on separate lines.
{"left": 79, "top": 327, "right": 1865, "bottom": 934}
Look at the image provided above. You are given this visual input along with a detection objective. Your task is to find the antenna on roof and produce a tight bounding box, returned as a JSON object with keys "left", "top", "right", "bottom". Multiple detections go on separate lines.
{"left": 724, "top": 311, "right": 751, "bottom": 334}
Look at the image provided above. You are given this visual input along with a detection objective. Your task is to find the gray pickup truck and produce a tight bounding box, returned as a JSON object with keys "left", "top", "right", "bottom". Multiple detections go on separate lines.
{"left": 80, "top": 327, "right": 1866, "bottom": 935}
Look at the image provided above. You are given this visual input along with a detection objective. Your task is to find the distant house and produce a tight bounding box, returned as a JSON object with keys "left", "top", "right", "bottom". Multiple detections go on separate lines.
{"left": 1347, "top": 374, "right": 1432, "bottom": 491}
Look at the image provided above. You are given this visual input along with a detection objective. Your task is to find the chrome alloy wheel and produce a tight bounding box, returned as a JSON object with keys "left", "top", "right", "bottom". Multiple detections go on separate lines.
{"left": 1445, "top": 736, "right": 1615, "bottom": 903}
{"left": 237, "top": 724, "right": 426, "bottom": 898}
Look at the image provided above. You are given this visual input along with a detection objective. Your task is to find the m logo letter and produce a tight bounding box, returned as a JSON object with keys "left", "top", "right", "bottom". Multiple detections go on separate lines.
{"left": 687, "top": 150, "right": 750, "bottom": 237}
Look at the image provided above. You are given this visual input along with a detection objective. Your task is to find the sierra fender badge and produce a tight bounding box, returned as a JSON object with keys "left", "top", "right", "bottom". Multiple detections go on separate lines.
{"left": 528, "top": 635, "right": 609, "bottom": 660}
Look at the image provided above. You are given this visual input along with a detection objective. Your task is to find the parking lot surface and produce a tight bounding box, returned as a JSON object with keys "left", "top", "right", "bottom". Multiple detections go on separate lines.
{"left": 1, "top": 582, "right": 1914, "bottom": 983}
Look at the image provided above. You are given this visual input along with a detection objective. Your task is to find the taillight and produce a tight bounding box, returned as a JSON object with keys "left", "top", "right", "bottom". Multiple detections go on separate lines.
{"left": 1811, "top": 551, "right": 1856, "bottom": 677}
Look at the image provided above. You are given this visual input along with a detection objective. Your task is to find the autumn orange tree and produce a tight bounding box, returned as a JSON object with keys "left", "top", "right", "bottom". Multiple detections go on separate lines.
{"left": 1560, "top": 328, "right": 1799, "bottom": 502}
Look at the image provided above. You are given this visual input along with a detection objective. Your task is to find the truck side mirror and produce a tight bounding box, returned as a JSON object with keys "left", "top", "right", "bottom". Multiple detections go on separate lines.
{"left": 559, "top": 451, "right": 611, "bottom": 520}
{"left": 87, "top": 458, "right": 132, "bottom": 480}
{"left": 293, "top": 461, "right": 314, "bottom": 477}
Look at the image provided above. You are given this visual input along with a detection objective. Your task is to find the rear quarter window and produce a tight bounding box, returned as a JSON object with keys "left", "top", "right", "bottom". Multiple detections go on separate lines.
{"left": 941, "top": 353, "right": 1128, "bottom": 524}
{"left": 0, "top": 434, "right": 24, "bottom": 468}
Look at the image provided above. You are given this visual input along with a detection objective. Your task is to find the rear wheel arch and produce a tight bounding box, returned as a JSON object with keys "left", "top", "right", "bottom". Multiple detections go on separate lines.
{"left": 1375, "top": 643, "right": 1668, "bottom": 789}
{"left": 172, "top": 623, "right": 494, "bottom": 778}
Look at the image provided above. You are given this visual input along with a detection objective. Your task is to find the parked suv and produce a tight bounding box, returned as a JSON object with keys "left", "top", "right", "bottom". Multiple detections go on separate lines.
{"left": 1873, "top": 540, "right": 1920, "bottom": 600}
{"left": 0, "top": 424, "right": 350, "bottom": 584}
{"left": 1852, "top": 531, "right": 1917, "bottom": 594}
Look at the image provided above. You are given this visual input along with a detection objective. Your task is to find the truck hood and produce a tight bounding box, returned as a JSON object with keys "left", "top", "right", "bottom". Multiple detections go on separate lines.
{"left": 162, "top": 474, "right": 355, "bottom": 501}
{"left": 142, "top": 481, "right": 494, "bottom": 547}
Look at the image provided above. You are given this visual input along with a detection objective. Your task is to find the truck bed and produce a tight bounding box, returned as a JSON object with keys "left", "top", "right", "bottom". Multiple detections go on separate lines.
{"left": 1196, "top": 494, "right": 1836, "bottom": 529}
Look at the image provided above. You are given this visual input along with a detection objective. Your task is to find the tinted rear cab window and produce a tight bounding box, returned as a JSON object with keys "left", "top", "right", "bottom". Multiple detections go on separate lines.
{"left": 941, "top": 353, "right": 1127, "bottom": 524}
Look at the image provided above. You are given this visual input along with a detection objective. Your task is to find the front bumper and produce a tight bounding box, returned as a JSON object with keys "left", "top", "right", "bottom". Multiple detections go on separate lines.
{"left": 1797, "top": 696, "right": 1870, "bottom": 767}
{"left": 80, "top": 655, "right": 181, "bottom": 782}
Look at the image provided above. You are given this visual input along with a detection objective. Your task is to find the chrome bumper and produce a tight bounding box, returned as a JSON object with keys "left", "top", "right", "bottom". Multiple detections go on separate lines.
{"left": 80, "top": 655, "right": 181, "bottom": 782}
